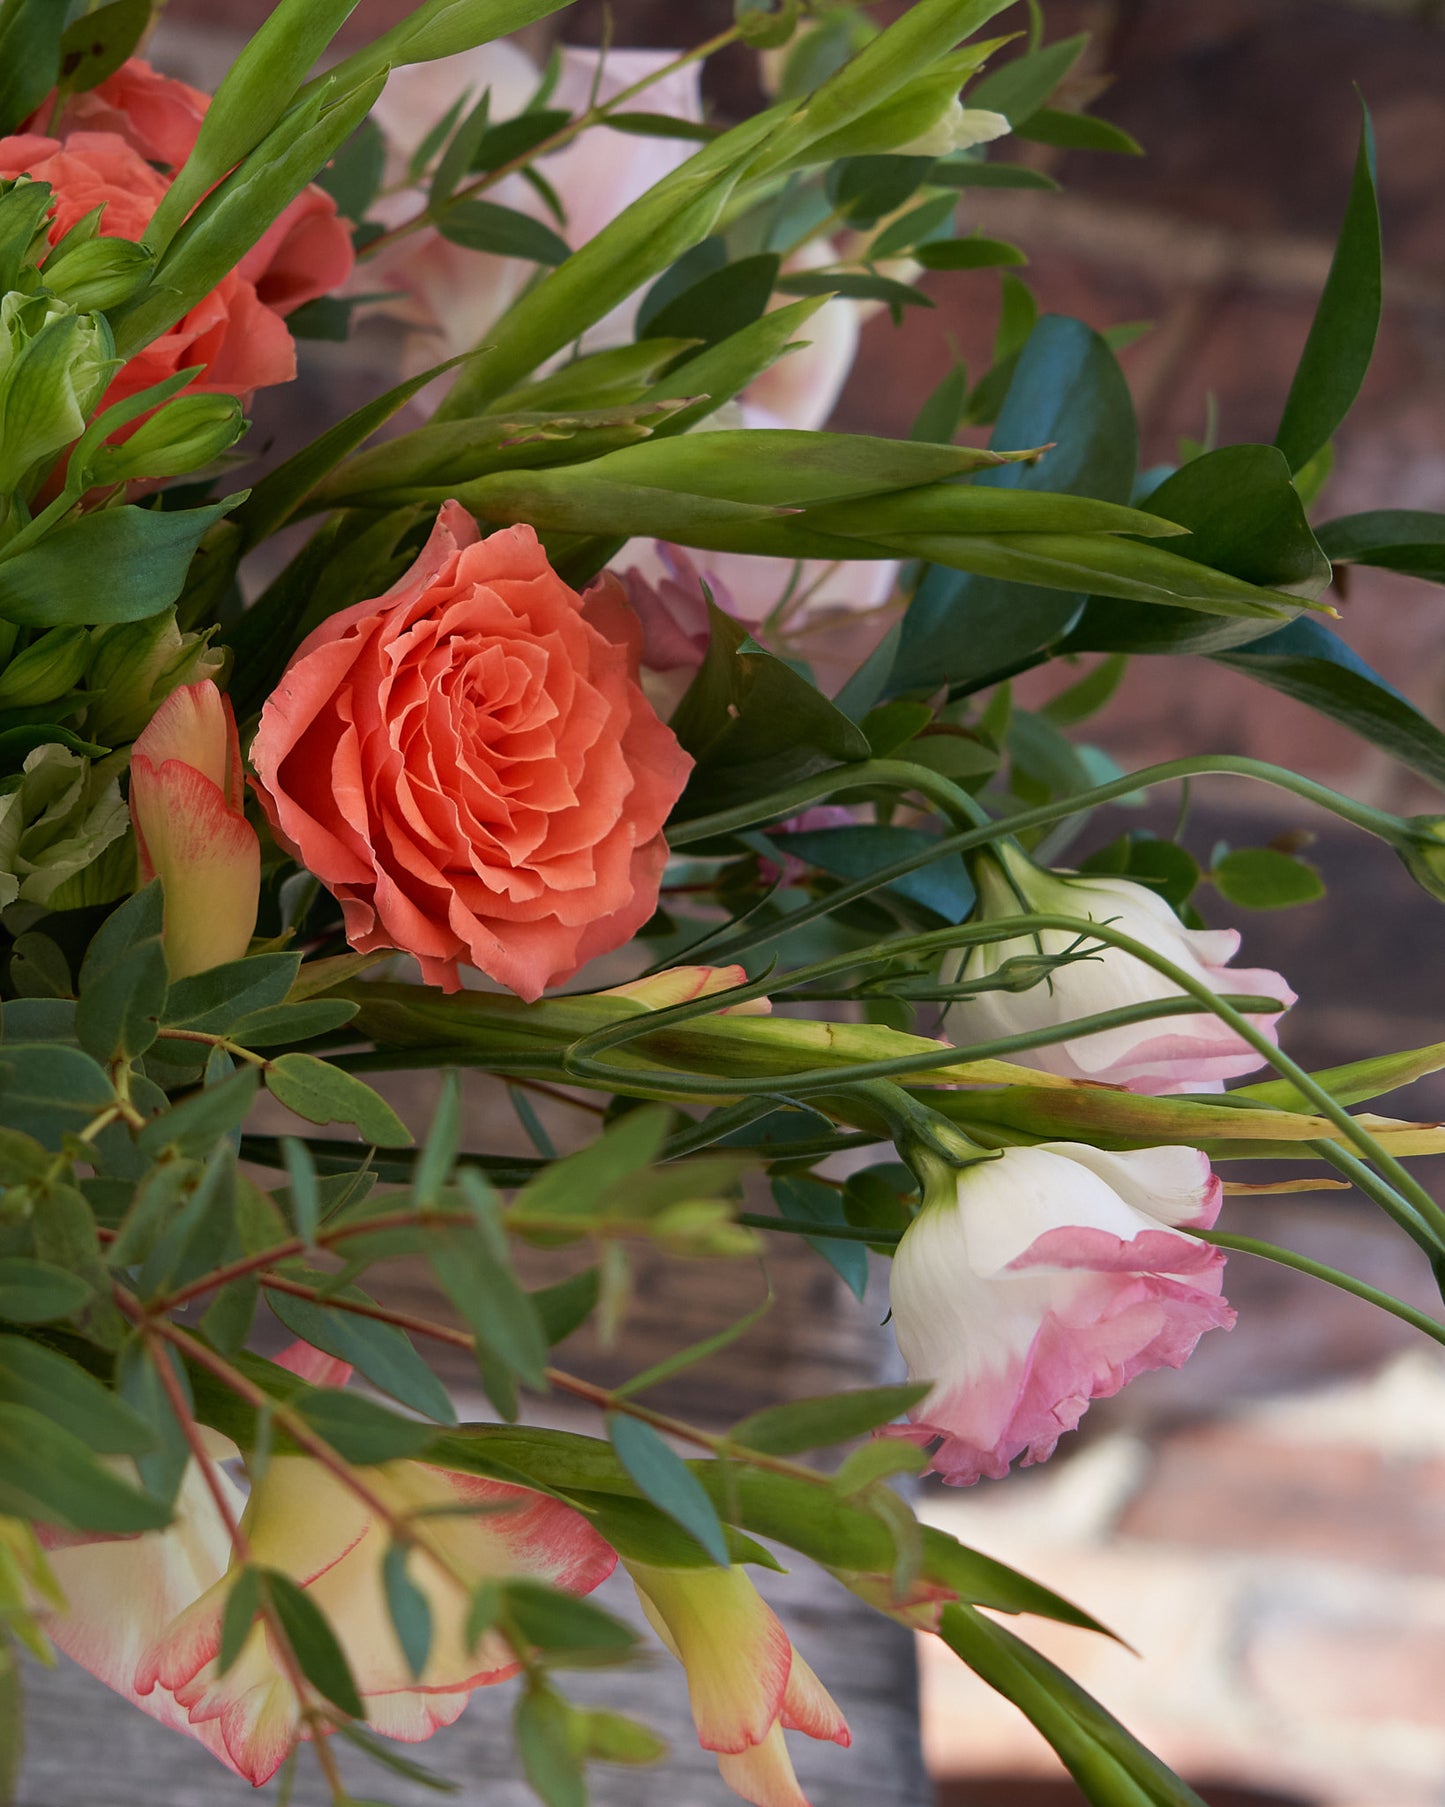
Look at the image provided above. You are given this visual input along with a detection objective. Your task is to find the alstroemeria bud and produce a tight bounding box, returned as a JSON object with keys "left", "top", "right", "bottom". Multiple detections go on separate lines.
{"left": 86, "top": 392, "right": 246, "bottom": 485}
{"left": 0, "top": 626, "right": 89, "bottom": 707}
{"left": 624, "top": 1559, "right": 850, "bottom": 1807}
{"left": 0, "top": 292, "right": 112, "bottom": 490}
{"left": 900, "top": 100, "right": 1010, "bottom": 157}
{"left": 85, "top": 611, "right": 224, "bottom": 746}
{"left": 947, "top": 843, "right": 1296, "bottom": 1093}
{"left": 0, "top": 743, "right": 130, "bottom": 909}
{"left": 883, "top": 1142, "right": 1234, "bottom": 1484}
{"left": 603, "top": 965, "right": 772, "bottom": 1016}
{"left": 42, "top": 232, "right": 155, "bottom": 312}
{"left": 127, "top": 680, "right": 259, "bottom": 979}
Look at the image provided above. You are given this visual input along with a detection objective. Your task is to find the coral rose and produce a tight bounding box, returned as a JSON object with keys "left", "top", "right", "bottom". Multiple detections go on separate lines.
{"left": 4, "top": 59, "right": 353, "bottom": 410}
{"left": 251, "top": 503, "right": 693, "bottom": 1001}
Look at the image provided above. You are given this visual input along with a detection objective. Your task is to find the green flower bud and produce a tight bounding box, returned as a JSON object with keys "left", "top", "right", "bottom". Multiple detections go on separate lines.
{"left": 1396, "top": 817, "right": 1445, "bottom": 903}
{"left": 0, "top": 743, "right": 131, "bottom": 912}
{"left": 86, "top": 393, "right": 247, "bottom": 486}
{"left": 0, "top": 626, "right": 90, "bottom": 708}
{"left": 84, "top": 610, "right": 225, "bottom": 746}
{"left": 42, "top": 234, "right": 155, "bottom": 314}
{"left": 0, "top": 178, "right": 56, "bottom": 294}
{"left": 0, "top": 294, "right": 116, "bottom": 492}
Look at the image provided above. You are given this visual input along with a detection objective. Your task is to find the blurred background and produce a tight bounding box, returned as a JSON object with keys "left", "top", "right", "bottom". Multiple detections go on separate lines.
{"left": 88, "top": 2, "right": 1445, "bottom": 1802}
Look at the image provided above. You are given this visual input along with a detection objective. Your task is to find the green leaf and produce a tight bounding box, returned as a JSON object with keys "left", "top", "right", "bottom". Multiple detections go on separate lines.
{"left": 0, "top": 1258, "right": 90, "bottom": 1323}
{"left": 469, "top": 108, "right": 571, "bottom": 173}
{"left": 57, "top": 0, "right": 153, "bottom": 94}
{"left": 871, "top": 191, "right": 959, "bottom": 262}
{"left": 264, "top": 1569, "right": 365, "bottom": 1720}
{"left": 641, "top": 253, "right": 780, "bottom": 351}
{"left": 0, "top": 1402, "right": 170, "bottom": 1532}
{"left": 135, "top": 1144, "right": 237, "bottom": 1300}
{"left": 0, "top": 498, "right": 242, "bottom": 628}
{"left": 512, "top": 1107, "right": 670, "bottom": 1225}
{"left": 76, "top": 884, "right": 168, "bottom": 1063}
{"left": 0, "top": 1335, "right": 154, "bottom": 1456}
{"left": 1014, "top": 108, "right": 1143, "bottom": 155}
{"left": 775, "top": 823, "right": 976, "bottom": 922}
{"left": 318, "top": 116, "right": 385, "bottom": 223}
{"left": 915, "top": 235, "right": 1028, "bottom": 270}
{"left": 137, "top": 1068, "right": 259, "bottom": 1159}
{"left": 532, "top": 1269, "right": 600, "bottom": 1346}
{"left": 116, "top": 1341, "right": 192, "bottom": 1507}
{"left": 228, "top": 999, "right": 360, "bottom": 1048}
{"left": 1211, "top": 847, "right": 1323, "bottom": 910}
{"left": 265, "top": 1285, "right": 457, "bottom": 1423}
{"left": 671, "top": 600, "right": 870, "bottom": 814}
{"left": 413, "top": 1070, "right": 462, "bottom": 1208}
{"left": 427, "top": 1187, "right": 549, "bottom": 1390}
{"left": 295, "top": 1388, "right": 436, "bottom": 1464}
{"left": 281, "top": 1136, "right": 320, "bottom": 1245}
{"left": 827, "top": 154, "right": 934, "bottom": 227}
{"left": 504, "top": 1580, "right": 638, "bottom": 1657}
{"left": 266, "top": 1054, "right": 412, "bottom": 1147}
{"left": 576, "top": 1708, "right": 667, "bottom": 1767}
{"left": 218, "top": 1566, "right": 262, "bottom": 1676}
{"left": 437, "top": 197, "right": 571, "bottom": 265}
{"left": 1235, "top": 1038, "right": 1445, "bottom": 1112}
{"left": 602, "top": 111, "right": 719, "bottom": 144}
{"left": 1274, "top": 103, "right": 1381, "bottom": 475}
{"left": 776, "top": 268, "right": 935, "bottom": 313}
{"left": 0, "top": 0, "right": 64, "bottom": 135}
{"left": 730, "top": 1384, "right": 931, "bottom": 1456}
{"left": 163, "top": 953, "right": 302, "bottom": 1035}
{"left": 770, "top": 1174, "right": 870, "bottom": 1299}
{"left": 515, "top": 1685, "right": 585, "bottom": 1807}
{"left": 607, "top": 1415, "right": 730, "bottom": 1566}
{"left": 966, "top": 33, "right": 1087, "bottom": 124}
{"left": 383, "top": 1544, "right": 434, "bottom": 1679}
{"left": 0, "top": 1043, "right": 113, "bottom": 1148}
{"left": 932, "top": 158, "right": 1060, "bottom": 190}
{"left": 890, "top": 314, "right": 1136, "bottom": 695}
{"left": 1315, "top": 509, "right": 1445, "bottom": 585}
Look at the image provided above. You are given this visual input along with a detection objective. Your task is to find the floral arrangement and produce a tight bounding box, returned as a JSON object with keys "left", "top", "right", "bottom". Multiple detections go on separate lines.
{"left": 1, "top": 2, "right": 1443, "bottom": 1804}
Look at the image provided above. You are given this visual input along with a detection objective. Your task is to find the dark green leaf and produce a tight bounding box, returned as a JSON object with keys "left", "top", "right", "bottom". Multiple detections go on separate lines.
{"left": 0, "top": 1401, "right": 170, "bottom": 1531}
{"left": 966, "top": 34, "right": 1087, "bottom": 124}
{"left": 730, "top": 1384, "right": 931, "bottom": 1455}
{"left": 0, "top": 1259, "right": 91, "bottom": 1324}
{"left": 0, "top": 498, "right": 242, "bottom": 629}
{"left": 0, "top": 1043, "right": 112, "bottom": 1148}
{"left": 228, "top": 999, "right": 359, "bottom": 1047}
{"left": 932, "top": 158, "right": 1060, "bottom": 190}
{"left": 427, "top": 1193, "right": 549, "bottom": 1390}
{"left": 1014, "top": 108, "right": 1142, "bottom": 154}
{"left": 116, "top": 1340, "right": 192, "bottom": 1506}
{"left": 266, "top": 1054, "right": 411, "bottom": 1147}
{"left": 76, "top": 885, "right": 168, "bottom": 1063}
{"left": 0, "top": 1335, "right": 152, "bottom": 1456}
{"left": 532, "top": 1268, "right": 600, "bottom": 1346}
{"left": 601, "top": 111, "right": 718, "bottom": 143}
{"left": 265, "top": 1285, "right": 457, "bottom": 1424}
{"left": 1274, "top": 104, "right": 1380, "bottom": 474}
{"left": 264, "top": 1569, "right": 365, "bottom": 1720}
{"left": 383, "top": 1544, "right": 434, "bottom": 1678}
{"left": 1080, "top": 834, "right": 1200, "bottom": 910}
{"left": 162, "top": 952, "right": 303, "bottom": 1035}
{"left": 296, "top": 1388, "right": 435, "bottom": 1464}
{"left": 0, "top": 0, "right": 65, "bottom": 135}
{"left": 640, "top": 253, "right": 780, "bottom": 351}
{"left": 871, "top": 192, "right": 959, "bottom": 262}
{"left": 826, "top": 154, "right": 934, "bottom": 227}
{"left": 318, "top": 117, "right": 386, "bottom": 223}
{"left": 635, "top": 237, "right": 727, "bottom": 336}
{"left": 1211, "top": 846, "right": 1324, "bottom": 910}
{"left": 915, "top": 235, "right": 1028, "bottom": 270}
{"left": 135, "top": 1144, "right": 237, "bottom": 1299}
{"left": 202, "top": 1275, "right": 259, "bottom": 1356}
{"left": 58, "top": 0, "right": 152, "bottom": 95}
{"left": 438, "top": 197, "right": 571, "bottom": 264}
{"left": 218, "top": 1566, "right": 262, "bottom": 1675}
{"left": 774, "top": 824, "right": 975, "bottom": 921}
{"left": 515, "top": 1685, "right": 585, "bottom": 1807}
{"left": 504, "top": 1579, "right": 637, "bottom": 1656}
{"left": 282, "top": 1136, "right": 320, "bottom": 1244}
{"left": 776, "top": 268, "right": 935, "bottom": 312}
{"left": 770, "top": 1174, "right": 869, "bottom": 1299}
{"left": 891, "top": 315, "right": 1136, "bottom": 695}
{"left": 1315, "top": 509, "right": 1445, "bottom": 585}
{"left": 607, "top": 1414, "right": 729, "bottom": 1566}
{"left": 136, "top": 1068, "right": 258, "bottom": 1159}
{"left": 413, "top": 1070, "right": 462, "bottom": 1208}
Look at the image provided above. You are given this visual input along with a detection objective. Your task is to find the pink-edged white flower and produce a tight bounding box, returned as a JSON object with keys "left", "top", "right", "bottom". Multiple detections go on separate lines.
{"left": 128, "top": 679, "right": 259, "bottom": 978}
{"left": 884, "top": 1142, "right": 1234, "bottom": 1485}
{"left": 625, "top": 1560, "right": 850, "bottom": 1807}
{"left": 947, "top": 844, "right": 1296, "bottom": 1094}
{"left": 137, "top": 1453, "right": 617, "bottom": 1785}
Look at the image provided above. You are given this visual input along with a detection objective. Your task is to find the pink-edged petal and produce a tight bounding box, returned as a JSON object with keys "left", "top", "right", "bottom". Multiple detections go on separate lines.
{"left": 272, "top": 1339, "right": 355, "bottom": 1389}
{"left": 716, "top": 1724, "right": 815, "bottom": 1807}
{"left": 779, "top": 1650, "right": 849, "bottom": 1746}
{"left": 129, "top": 756, "right": 259, "bottom": 978}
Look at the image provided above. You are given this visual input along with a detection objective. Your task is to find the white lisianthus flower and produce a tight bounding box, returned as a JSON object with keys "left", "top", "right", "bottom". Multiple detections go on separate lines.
{"left": 883, "top": 1142, "right": 1233, "bottom": 1484}
{"left": 946, "top": 843, "right": 1297, "bottom": 1094}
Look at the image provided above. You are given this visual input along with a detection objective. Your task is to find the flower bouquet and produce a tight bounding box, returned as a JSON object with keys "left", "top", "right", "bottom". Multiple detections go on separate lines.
{"left": 2, "top": 2, "right": 1444, "bottom": 1803}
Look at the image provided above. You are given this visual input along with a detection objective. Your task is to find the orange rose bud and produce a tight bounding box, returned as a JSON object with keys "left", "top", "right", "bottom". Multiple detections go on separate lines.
{"left": 129, "top": 681, "right": 259, "bottom": 979}
{"left": 250, "top": 504, "right": 693, "bottom": 1002}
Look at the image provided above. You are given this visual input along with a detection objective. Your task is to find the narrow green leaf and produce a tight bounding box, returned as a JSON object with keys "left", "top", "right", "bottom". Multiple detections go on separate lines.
{"left": 607, "top": 1414, "right": 730, "bottom": 1566}
{"left": 293, "top": 1389, "right": 436, "bottom": 1464}
{"left": 771, "top": 1175, "right": 870, "bottom": 1299}
{"left": 0, "top": 1258, "right": 90, "bottom": 1323}
{"left": 515, "top": 1685, "right": 585, "bottom": 1807}
{"left": 504, "top": 1580, "right": 637, "bottom": 1657}
{"left": 413, "top": 1071, "right": 462, "bottom": 1208}
{"left": 218, "top": 1566, "right": 262, "bottom": 1676}
{"left": 383, "top": 1545, "right": 434, "bottom": 1678}
{"left": 731, "top": 1384, "right": 932, "bottom": 1456}
{"left": 428, "top": 1182, "right": 549, "bottom": 1390}
{"left": 0, "top": 1335, "right": 153, "bottom": 1454}
{"left": 57, "top": 0, "right": 153, "bottom": 94}
{"left": 265, "top": 1285, "right": 457, "bottom": 1425}
{"left": 966, "top": 33, "right": 1087, "bottom": 124}
{"left": 266, "top": 1054, "right": 412, "bottom": 1148}
{"left": 437, "top": 197, "right": 572, "bottom": 265}
{"left": 0, "top": 1402, "right": 170, "bottom": 1532}
{"left": 915, "top": 236, "right": 1028, "bottom": 270}
{"left": 264, "top": 1570, "right": 365, "bottom": 1720}
{"left": 0, "top": 0, "right": 64, "bottom": 135}
{"left": 281, "top": 1136, "right": 321, "bottom": 1245}
{"left": 1014, "top": 108, "right": 1143, "bottom": 155}
{"left": 1274, "top": 103, "right": 1381, "bottom": 474}
{"left": 1315, "top": 508, "right": 1445, "bottom": 585}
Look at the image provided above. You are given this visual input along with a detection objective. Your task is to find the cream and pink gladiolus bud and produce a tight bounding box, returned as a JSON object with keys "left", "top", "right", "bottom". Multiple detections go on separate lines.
{"left": 603, "top": 965, "right": 772, "bottom": 1015}
{"left": 947, "top": 843, "right": 1296, "bottom": 1094}
{"left": 883, "top": 1142, "right": 1234, "bottom": 1485}
{"left": 626, "top": 1559, "right": 850, "bottom": 1807}
{"left": 128, "top": 680, "right": 259, "bottom": 979}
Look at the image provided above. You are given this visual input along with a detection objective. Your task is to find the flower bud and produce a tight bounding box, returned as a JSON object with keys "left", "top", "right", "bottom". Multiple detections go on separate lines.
{"left": 883, "top": 1142, "right": 1233, "bottom": 1483}
{"left": 128, "top": 681, "right": 259, "bottom": 978}
{"left": 0, "top": 743, "right": 131, "bottom": 910}
{"left": 0, "top": 293, "right": 113, "bottom": 490}
{"left": 900, "top": 100, "right": 1010, "bottom": 158}
{"left": 85, "top": 393, "right": 246, "bottom": 486}
{"left": 602, "top": 964, "right": 771, "bottom": 1015}
{"left": 0, "top": 626, "right": 89, "bottom": 708}
{"left": 947, "top": 842, "right": 1296, "bottom": 1094}
{"left": 85, "top": 610, "right": 224, "bottom": 746}
{"left": 1395, "top": 817, "right": 1445, "bottom": 903}
{"left": 41, "top": 233, "right": 155, "bottom": 313}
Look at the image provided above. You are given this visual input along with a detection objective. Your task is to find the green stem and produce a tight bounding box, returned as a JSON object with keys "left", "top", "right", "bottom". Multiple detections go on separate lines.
{"left": 1194, "top": 1227, "right": 1445, "bottom": 1349}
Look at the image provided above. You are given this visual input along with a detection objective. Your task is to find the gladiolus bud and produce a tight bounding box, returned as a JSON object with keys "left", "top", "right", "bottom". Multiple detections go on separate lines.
{"left": 86, "top": 392, "right": 246, "bottom": 485}
{"left": 947, "top": 843, "right": 1296, "bottom": 1093}
{"left": 625, "top": 1559, "right": 850, "bottom": 1807}
{"left": 0, "top": 293, "right": 113, "bottom": 490}
{"left": 42, "top": 232, "right": 155, "bottom": 312}
{"left": 883, "top": 1142, "right": 1234, "bottom": 1484}
{"left": 128, "top": 680, "right": 259, "bottom": 978}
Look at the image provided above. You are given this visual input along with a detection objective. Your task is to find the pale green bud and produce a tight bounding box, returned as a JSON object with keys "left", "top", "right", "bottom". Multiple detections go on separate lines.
{"left": 84, "top": 610, "right": 225, "bottom": 746}
{"left": 0, "top": 294, "right": 115, "bottom": 491}
{"left": 901, "top": 101, "right": 1011, "bottom": 158}
{"left": 0, "top": 626, "right": 90, "bottom": 708}
{"left": 0, "top": 744, "right": 131, "bottom": 911}
{"left": 1396, "top": 817, "right": 1445, "bottom": 904}
{"left": 42, "top": 235, "right": 155, "bottom": 314}
{"left": 86, "top": 393, "right": 246, "bottom": 486}
{"left": 0, "top": 179, "right": 56, "bottom": 294}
